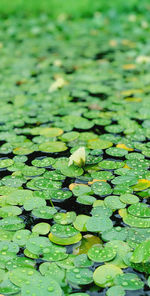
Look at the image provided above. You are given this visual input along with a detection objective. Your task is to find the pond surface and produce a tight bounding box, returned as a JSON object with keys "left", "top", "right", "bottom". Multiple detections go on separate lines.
{"left": 0, "top": 12, "right": 150, "bottom": 296}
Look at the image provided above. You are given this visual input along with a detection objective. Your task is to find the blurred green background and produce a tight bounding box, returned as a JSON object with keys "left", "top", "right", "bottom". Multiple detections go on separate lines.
{"left": 0, "top": 0, "right": 149, "bottom": 18}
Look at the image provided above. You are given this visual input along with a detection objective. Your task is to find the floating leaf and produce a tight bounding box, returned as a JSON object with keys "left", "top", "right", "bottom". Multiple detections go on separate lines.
{"left": 88, "top": 139, "right": 113, "bottom": 150}
{"left": 93, "top": 264, "right": 123, "bottom": 287}
{"left": 88, "top": 245, "right": 116, "bottom": 262}
{"left": 39, "top": 141, "right": 67, "bottom": 153}
{"left": 114, "top": 273, "right": 144, "bottom": 290}
{"left": 66, "top": 267, "right": 93, "bottom": 285}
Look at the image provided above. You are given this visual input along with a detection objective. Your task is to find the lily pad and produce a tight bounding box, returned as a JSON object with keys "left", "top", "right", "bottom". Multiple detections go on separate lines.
{"left": 66, "top": 267, "right": 93, "bottom": 285}
{"left": 54, "top": 212, "right": 76, "bottom": 225}
{"left": 104, "top": 195, "right": 126, "bottom": 210}
{"left": 88, "top": 245, "right": 116, "bottom": 262}
{"left": 60, "top": 164, "right": 83, "bottom": 177}
{"left": 49, "top": 232, "right": 82, "bottom": 245}
{"left": 119, "top": 194, "right": 139, "bottom": 204}
{"left": 114, "top": 273, "right": 144, "bottom": 290}
{"left": 9, "top": 267, "right": 39, "bottom": 287}
{"left": 128, "top": 203, "right": 150, "bottom": 218}
{"left": 106, "top": 286, "right": 125, "bottom": 296}
{"left": 32, "top": 223, "right": 51, "bottom": 235}
{"left": 39, "top": 141, "right": 67, "bottom": 153}
{"left": 88, "top": 139, "right": 113, "bottom": 150}
{"left": 21, "top": 276, "right": 62, "bottom": 296}
{"left": 32, "top": 206, "right": 57, "bottom": 219}
{"left": 0, "top": 217, "right": 25, "bottom": 231}
{"left": 39, "top": 262, "right": 65, "bottom": 283}
{"left": 93, "top": 264, "right": 123, "bottom": 287}
{"left": 86, "top": 216, "right": 113, "bottom": 233}
{"left": 91, "top": 181, "right": 112, "bottom": 196}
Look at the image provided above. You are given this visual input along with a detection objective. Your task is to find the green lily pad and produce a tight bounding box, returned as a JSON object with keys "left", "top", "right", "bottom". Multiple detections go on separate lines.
{"left": 56, "top": 254, "right": 75, "bottom": 270}
{"left": 54, "top": 212, "right": 76, "bottom": 225}
{"left": 111, "top": 175, "right": 138, "bottom": 186}
{"left": 91, "top": 181, "right": 112, "bottom": 196}
{"left": 49, "top": 232, "right": 82, "bottom": 245}
{"left": 0, "top": 229, "right": 14, "bottom": 242}
{"left": 51, "top": 224, "right": 79, "bottom": 238}
{"left": 77, "top": 195, "right": 96, "bottom": 205}
{"left": 21, "top": 276, "right": 62, "bottom": 296}
{"left": 24, "top": 197, "right": 46, "bottom": 211}
{"left": 93, "top": 264, "right": 123, "bottom": 287}
{"left": 7, "top": 162, "right": 25, "bottom": 172}
{"left": 72, "top": 184, "right": 91, "bottom": 196}
{"left": 6, "top": 189, "right": 33, "bottom": 206}
{"left": 60, "top": 164, "right": 83, "bottom": 177}
{"left": 9, "top": 267, "right": 39, "bottom": 287}
{"left": 99, "top": 160, "right": 124, "bottom": 169}
{"left": 6, "top": 256, "right": 35, "bottom": 271}
{"left": 0, "top": 241, "right": 19, "bottom": 253}
{"left": 105, "top": 240, "right": 131, "bottom": 268}
{"left": 86, "top": 216, "right": 113, "bottom": 233}
{"left": 91, "top": 205, "right": 112, "bottom": 216}
{"left": 39, "top": 141, "right": 67, "bottom": 153}
{"left": 68, "top": 293, "right": 88, "bottom": 296}
{"left": 13, "top": 155, "right": 27, "bottom": 163}
{"left": 73, "top": 215, "right": 89, "bottom": 232}
{"left": 26, "top": 237, "right": 51, "bottom": 256}
{"left": 42, "top": 244, "right": 68, "bottom": 261}
{"left": 105, "top": 124, "right": 124, "bottom": 133}
{"left": 74, "top": 254, "right": 92, "bottom": 268}
{"left": 127, "top": 228, "right": 150, "bottom": 248}
{"left": 130, "top": 240, "right": 150, "bottom": 263}
{"left": 22, "top": 165, "right": 45, "bottom": 176}
{"left": 119, "top": 209, "right": 150, "bottom": 228}
{"left": 32, "top": 206, "right": 57, "bottom": 219}
{"left": 32, "top": 223, "right": 51, "bottom": 235}
{"left": 0, "top": 216, "right": 25, "bottom": 231}
{"left": 32, "top": 157, "right": 55, "bottom": 167}
{"left": 33, "top": 178, "right": 62, "bottom": 190}
{"left": 0, "top": 205, "right": 22, "bottom": 217}
{"left": 106, "top": 286, "right": 125, "bottom": 296}
{"left": 31, "top": 127, "right": 63, "bottom": 137}
{"left": 1, "top": 175, "right": 26, "bottom": 187}
{"left": 104, "top": 195, "right": 126, "bottom": 210}
{"left": 102, "top": 227, "right": 128, "bottom": 242}
{"left": 106, "top": 147, "right": 128, "bottom": 157}
{"left": 39, "top": 262, "right": 65, "bottom": 283}
{"left": 0, "top": 186, "right": 16, "bottom": 195}
{"left": 13, "top": 229, "right": 31, "bottom": 246}
{"left": 0, "top": 278, "right": 20, "bottom": 295}
{"left": 0, "top": 158, "right": 14, "bottom": 169}
{"left": 44, "top": 170, "right": 65, "bottom": 181}
{"left": 59, "top": 131, "right": 79, "bottom": 142}
{"left": 91, "top": 170, "right": 113, "bottom": 180}
{"left": 128, "top": 203, "right": 150, "bottom": 218}
{"left": 66, "top": 267, "right": 93, "bottom": 285}
{"left": 114, "top": 273, "right": 144, "bottom": 290}
{"left": 113, "top": 184, "right": 133, "bottom": 195}
{"left": 119, "top": 193, "right": 139, "bottom": 204}
{"left": 88, "top": 245, "right": 116, "bottom": 262}
{"left": 126, "top": 159, "right": 150, "bottom": 169}
{"left": 87, "top": 139, "right": 113, "bottom": 150}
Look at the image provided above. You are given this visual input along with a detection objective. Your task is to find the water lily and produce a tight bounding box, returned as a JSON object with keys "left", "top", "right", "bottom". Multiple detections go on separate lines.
{"left": 68, "top": 147, "right": 86, "bottom": 167}
{"left": 136, "top": 55, "right": 150, "bottom": 64}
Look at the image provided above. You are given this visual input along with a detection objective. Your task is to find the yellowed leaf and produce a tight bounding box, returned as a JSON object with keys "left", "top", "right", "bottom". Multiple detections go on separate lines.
{"left": 116, "top": 143, "right": 133, "bottom": 151}
{"left": 73, "top": 234, "right": 102, "bottom": 255}
{"left": 88, "top": 179, "right": 106, "bottom": 185}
